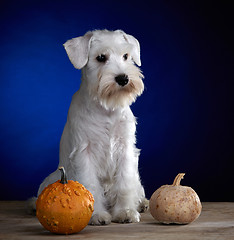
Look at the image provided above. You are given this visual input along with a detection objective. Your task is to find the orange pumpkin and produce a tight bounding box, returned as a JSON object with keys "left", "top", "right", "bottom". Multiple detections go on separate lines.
{"left": 36, "top": 167, "right": 94, "bottom": 234}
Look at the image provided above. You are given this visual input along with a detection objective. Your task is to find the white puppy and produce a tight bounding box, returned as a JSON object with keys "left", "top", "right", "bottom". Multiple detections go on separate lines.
{"left": 37, "top": 29, "right": 148, "bottom": 225}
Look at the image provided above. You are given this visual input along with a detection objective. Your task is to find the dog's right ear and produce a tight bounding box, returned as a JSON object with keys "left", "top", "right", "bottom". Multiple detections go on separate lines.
{"left": 63, "top": 32, "right": 93, "bottom": 69}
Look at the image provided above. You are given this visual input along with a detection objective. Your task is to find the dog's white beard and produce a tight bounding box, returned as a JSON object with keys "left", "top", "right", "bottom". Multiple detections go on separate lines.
{"left": 96, "top": 69, "right": 144, "bottom": 110}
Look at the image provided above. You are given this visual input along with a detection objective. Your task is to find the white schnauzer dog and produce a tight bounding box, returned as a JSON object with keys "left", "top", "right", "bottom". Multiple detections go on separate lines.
{"left": 35, "top": 29, "right": 148, "bottom": 225}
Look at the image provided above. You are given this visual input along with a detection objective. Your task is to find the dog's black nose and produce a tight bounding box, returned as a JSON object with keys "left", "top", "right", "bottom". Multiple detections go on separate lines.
{"left": 115, "top": 74, "right": 129, "bottom": 86}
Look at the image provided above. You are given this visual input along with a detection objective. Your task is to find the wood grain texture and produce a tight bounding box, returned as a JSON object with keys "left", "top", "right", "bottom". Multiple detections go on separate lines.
{"left": 0, "top": 202, "right": 234, "bottom": 239}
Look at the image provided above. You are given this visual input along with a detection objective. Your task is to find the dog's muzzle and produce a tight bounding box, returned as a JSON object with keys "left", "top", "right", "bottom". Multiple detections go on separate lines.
{"left": 115, "top": 74, "right": 129, "bottom": 87}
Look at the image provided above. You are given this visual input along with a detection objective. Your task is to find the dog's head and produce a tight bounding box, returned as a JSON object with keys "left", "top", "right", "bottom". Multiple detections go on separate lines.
{"left": 64, "top": 30, "right": 144, "bottom": 110}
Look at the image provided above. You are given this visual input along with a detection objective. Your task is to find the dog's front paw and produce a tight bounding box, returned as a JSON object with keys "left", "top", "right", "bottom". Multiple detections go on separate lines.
{"left": 89, "top": 211, "right": 112, "bottom": 225}
{"left": 112, "top": 209, "right": 140, "bottom": 223}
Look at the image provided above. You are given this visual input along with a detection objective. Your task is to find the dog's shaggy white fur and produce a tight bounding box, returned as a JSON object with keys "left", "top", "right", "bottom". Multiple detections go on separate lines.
{"left": 34, "top": 30, "right": 148, "bottom": 225}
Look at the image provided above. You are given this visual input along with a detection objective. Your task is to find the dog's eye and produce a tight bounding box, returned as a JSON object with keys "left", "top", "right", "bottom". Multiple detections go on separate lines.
{"left": 96, "top": 54, "right": 107, "bottom": 63}
{"left": 123, "top": 53, "right": 128, "bottom": 61}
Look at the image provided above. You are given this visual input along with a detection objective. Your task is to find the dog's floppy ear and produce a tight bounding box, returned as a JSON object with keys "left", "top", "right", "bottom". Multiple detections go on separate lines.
{"left": 116, "top": 30, "right": 141, "bottom": 66}
{"left": 63, "top": 32, "right": 93, "bottom": 69}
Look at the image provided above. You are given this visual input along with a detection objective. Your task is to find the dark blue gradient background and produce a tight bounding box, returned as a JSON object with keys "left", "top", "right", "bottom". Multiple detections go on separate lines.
{"left": 0, "top": 1, "right": 233, "bottom": 201}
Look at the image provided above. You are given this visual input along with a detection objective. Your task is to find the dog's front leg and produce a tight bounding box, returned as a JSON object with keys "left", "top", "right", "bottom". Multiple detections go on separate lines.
{"left": 69, "top": 146, "right": 112, "bottom": 225}
{"left": 111, "top": 148, "right": 141, "bottom": 223}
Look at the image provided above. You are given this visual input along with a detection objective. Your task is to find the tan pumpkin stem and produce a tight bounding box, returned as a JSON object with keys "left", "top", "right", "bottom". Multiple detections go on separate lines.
{"left": 59, "top": 166, "right": 68, "bottom": 184}
{"left": 172, "top": 173, "right": 185, "bottom": 186}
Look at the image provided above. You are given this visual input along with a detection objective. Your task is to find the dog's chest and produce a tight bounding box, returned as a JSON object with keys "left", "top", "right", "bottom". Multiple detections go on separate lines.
{"left": 100, "top": 111, "right": 126, "bottom": 157}
{"left": 93, "top": 109, "right": 130, "bottom": 179}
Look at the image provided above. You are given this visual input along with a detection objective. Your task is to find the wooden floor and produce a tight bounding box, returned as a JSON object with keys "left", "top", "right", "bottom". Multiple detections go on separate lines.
{"left": 0, "top": 202, "right": 234, "bottom": 240}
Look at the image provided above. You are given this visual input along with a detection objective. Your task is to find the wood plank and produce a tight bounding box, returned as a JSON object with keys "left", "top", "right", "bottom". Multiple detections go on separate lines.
{"left": 0, "top": 202, "right": 234, "bottom": 239}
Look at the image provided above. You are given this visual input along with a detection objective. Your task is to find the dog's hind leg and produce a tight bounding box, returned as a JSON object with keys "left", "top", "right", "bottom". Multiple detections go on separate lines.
{"left": 37, "top": 169, "right": 60, "bottom": 196}
{"left": 137, "top": 198, "right": 149, "bottom": 213}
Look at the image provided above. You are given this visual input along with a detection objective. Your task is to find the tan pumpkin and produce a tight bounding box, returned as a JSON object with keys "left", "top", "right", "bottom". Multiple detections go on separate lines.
{"left": 36, "top": 167, "right": 94, "bottom": 234}
{"left": 149, "top": 173, "right": 202, "bottom": 224}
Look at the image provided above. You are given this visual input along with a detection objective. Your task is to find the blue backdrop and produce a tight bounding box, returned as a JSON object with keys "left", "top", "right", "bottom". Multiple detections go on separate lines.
{"left": 0, "top": 0, "right": 233, "bottom": 201}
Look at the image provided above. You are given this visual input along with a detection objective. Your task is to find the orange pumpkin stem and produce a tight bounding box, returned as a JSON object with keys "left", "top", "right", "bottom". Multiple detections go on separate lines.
{"left": 172, "top": 173, "right": 185, "bottom": 186}
{"left": 59, "top": 166, "right": 68, "bottom": 184}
